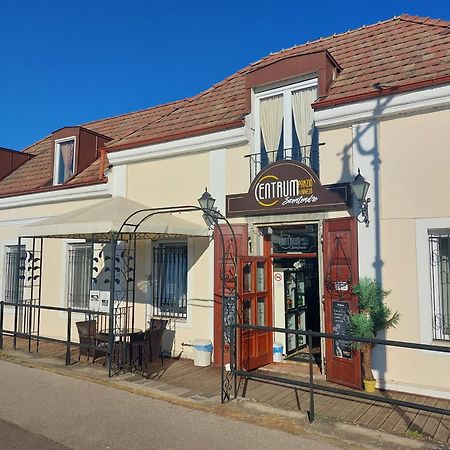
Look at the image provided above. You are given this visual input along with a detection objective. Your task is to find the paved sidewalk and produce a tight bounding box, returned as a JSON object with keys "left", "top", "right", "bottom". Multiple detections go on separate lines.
{"left": 0, "top": 359, "right": 347, "bottom": 450}
{"left": 1, "top": 337, "right": 449, "bottom": 448}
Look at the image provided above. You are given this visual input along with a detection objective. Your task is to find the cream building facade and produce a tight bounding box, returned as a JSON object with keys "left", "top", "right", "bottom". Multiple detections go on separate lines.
{"left": 1, "top": 14, "right": 449, "bottom": 398}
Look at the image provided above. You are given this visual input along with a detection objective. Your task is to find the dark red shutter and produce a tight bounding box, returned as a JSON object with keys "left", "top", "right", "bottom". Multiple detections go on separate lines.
{"left": 323, "top": 217, "right": 362, "bottom": 389}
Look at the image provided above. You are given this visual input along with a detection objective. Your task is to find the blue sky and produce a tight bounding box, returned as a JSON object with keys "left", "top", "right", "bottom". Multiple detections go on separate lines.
{"left": 1, "top": 0, "right": 450, "bottom": 150}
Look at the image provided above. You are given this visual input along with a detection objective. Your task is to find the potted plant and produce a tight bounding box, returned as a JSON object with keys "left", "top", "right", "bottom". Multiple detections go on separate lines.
{"left": 348, "top": 277, "right": 400, "bottom": 393}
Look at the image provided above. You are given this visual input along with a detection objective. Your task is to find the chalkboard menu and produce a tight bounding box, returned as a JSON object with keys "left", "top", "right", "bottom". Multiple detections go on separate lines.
{"left": 332, "top": 300, "right": 352, "bottom": 359}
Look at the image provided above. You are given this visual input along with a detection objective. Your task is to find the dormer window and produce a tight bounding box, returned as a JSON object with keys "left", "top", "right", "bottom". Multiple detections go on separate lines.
{"left": 254, "top": 79, "right": 318, "bottom": 173}
{"left": 54, "top": 137, "right": 76, "bottom": 185}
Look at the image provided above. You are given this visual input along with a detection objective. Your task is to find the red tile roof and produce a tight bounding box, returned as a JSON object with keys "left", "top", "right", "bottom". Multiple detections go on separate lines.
{"left": 1, "top": 14, "right": 450, "bottom": 198}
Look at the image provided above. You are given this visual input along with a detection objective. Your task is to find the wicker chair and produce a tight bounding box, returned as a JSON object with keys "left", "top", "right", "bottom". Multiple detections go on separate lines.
{"left": 130, "top": 331, "right": 145, "bottom": 371}
{"left": 142, "top": 328, "right": 165, "bottom": 379}
{"left": 148, "top": 318, "right": 168, "bottom": 330}
{"left": 75, "top": 320, "right": 107, "bottom": 362}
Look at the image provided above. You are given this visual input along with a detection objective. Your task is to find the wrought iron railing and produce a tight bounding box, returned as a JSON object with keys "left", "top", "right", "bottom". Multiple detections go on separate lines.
{"left": 244, "top": 143, "right": 325, "bottom": 182}
{"left": 224, "top": 322, "right": 450, "bottom": 422}
{"left": 0, "top": 301, "right": 134, "bottom": 372}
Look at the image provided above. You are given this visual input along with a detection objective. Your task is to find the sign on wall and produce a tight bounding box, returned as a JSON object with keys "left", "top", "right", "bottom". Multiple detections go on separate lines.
{"left": 226, "top": 160, "right": 350, "bottom": 217}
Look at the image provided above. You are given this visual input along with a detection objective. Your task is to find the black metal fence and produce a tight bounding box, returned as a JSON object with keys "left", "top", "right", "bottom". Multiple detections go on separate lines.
{"left": 0, "top": 301, "right": 110, "bottom": 366}
{"left": 231, "top": 323, "right": 450, "bottom": 422}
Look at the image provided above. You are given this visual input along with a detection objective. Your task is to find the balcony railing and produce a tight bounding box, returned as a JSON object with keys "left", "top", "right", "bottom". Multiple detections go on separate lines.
{"left": 245, "top": 143, "right": 324, "bottom": 181}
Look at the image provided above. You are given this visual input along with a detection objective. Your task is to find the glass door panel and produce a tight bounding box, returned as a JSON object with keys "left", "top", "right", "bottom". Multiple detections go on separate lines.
{"left": 256, "top": 262, "right": 266, "bottom": 292}
{"left": 257, "top": 297, "right": 266, "bottom": 326}
{"left": 243, "top": 262, "right": 252, "bottom": 293}
{"left": 243, "top": 299, "right": 252, "bottom": 324}
{"left": 297, "top": 309, "right": 306, "bottom": 347}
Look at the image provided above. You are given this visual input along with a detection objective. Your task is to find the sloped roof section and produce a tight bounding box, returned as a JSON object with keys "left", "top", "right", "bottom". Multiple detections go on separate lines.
{"left": 0, "top": 99, "right": 187, "bottom": 197}
{"left": 106, "top": 14, "right": 450, "bottom": 150}
{"left": 1, "top": 14, "right": 450, "bottom": 197}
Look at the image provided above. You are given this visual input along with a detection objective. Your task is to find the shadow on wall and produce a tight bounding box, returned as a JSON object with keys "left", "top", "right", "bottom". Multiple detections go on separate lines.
{"left": 333, "top": 94, "right": 396, "bottom": 386}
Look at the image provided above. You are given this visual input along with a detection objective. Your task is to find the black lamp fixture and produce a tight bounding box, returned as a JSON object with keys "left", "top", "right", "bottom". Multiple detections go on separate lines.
{"left": 198, "top": 187, "right": 218, "bottom": 228}
{"left": 351, "top": 169, "right": 370, "bottom": 227}
{"left": 198, "top": 187, "right": 216, "bottom": 211}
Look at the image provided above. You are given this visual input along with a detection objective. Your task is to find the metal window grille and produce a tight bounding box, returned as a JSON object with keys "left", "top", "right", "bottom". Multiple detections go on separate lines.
{"left": 67, "top": 243, "right": 93, "bottom": 310}
{"left": 152, "top": 244, "right": 188, "bottom": 319}
{"left": 4, "top": 245, "right": 25, "bottom": 303}
{"left": 429, "top": 233, "right": 450, "bottom": 341}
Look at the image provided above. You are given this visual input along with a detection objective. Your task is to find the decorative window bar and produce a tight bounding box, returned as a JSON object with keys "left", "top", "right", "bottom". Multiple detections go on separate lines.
{"left": 428, "top": 233, "right": 450, "bottom": 341}
{"left": 4, "top": 245, "right": 25, "bottom": 303}
{"left": 152, "top": 244, "right": 188, "bottom": 319}
{"left": 67, "top": 243, "right": 93, "bottom": 310}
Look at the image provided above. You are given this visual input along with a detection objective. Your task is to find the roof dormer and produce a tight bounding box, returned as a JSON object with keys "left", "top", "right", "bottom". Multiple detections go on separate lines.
{"left": 52, "top": 127, "right": 112, "bottom": 185}
{"left": 0, "top": 147, "right": 34, "bottom": 181}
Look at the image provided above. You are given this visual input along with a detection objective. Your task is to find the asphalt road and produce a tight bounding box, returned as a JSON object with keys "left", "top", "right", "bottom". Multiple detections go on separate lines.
{"left": 0, "top": 360, "right": 345, "bottom": 450}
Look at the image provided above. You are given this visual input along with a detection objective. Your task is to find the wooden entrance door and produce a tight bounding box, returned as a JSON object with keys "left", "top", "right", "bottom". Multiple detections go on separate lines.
{"left": 323, "top": 217, "right": 362, "bottom": 389}
{"left": 238, "top": 257, "right": 272, "bottom": 371}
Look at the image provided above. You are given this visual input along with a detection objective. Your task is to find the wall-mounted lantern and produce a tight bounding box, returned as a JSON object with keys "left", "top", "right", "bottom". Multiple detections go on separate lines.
{"left": 351, "top": 169, "right": 370, "bottom": 227}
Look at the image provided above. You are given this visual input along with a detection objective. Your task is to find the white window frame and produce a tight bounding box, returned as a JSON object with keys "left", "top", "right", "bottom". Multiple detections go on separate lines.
{"left": 416, "top": 217, "right": 450, "bottom": 351}
{"left": 65, "top": 241, "right": 92, "bottom": 310}
{"left": 1, "top": 243, "right": 25, "bottom": 305}
{"left": 253, "top": 78, "right": 318, "bottom": 176}
{"left": 428, "top": 230, "right": 450, "bottom": 341}
{"left": 150, "top": 240, "right": 189, "bottom": 320}
{"left": 53, "top": 136, "right": 77, "bottom": 186}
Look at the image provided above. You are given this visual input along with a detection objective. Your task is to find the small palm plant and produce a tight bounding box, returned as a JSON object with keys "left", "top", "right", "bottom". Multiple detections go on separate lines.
{"left": 348, "top": 277, "right": 400, "bottom": 385}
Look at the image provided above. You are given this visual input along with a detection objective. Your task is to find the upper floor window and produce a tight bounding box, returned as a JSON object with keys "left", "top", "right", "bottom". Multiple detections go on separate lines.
{"left": 255, "top": 79, "right": 318, "bottom": 173}
{"left": 54, "top": 137, "right": 76, "bottom": 185}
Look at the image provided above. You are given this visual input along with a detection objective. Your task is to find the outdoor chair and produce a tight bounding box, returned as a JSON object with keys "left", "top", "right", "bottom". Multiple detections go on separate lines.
{"left": 75, "top": 320, "right": 108, "bottom": 363}
{"left": 130, "top": 331, "right": 145, "bottom": 371}
{"left": 142, "top": 328, "right": 165, "bottom": 379}
{"left": 148, "top": 318, "right": 168, "bottom": 330}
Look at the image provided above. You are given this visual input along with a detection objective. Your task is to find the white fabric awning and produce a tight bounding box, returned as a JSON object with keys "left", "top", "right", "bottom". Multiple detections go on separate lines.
{"left": 20, "top": 196, "right": 209, "bottom": 239}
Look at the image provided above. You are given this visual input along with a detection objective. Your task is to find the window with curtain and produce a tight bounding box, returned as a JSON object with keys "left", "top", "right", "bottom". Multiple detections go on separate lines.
{"left": 256, "top": 80, "right": 318, "bottom": 173}
{"left": 54, "top": 138, "right": 76, "bottom": 185}
{"left": 152, "top": 243, "right": 188, "bottom": 319}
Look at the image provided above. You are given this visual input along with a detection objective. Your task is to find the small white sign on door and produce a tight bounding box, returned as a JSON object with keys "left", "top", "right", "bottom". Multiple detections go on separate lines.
{"left": 89, "top": 290, "right": 100, "bottom": 311}
{"left": 99, "top": 291, "right": 111, "bottom": 313}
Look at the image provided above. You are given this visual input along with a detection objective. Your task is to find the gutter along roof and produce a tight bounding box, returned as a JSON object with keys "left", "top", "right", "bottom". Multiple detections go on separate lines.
{"left": 1, "top": 14, "right": 450, "bottom": 199}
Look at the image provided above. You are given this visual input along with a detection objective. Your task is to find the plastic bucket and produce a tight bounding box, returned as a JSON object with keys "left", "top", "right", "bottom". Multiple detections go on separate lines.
{"left": 273, "top": 342, "right": 283, "bottom": 362}
{"left": 192, "top": 339, "right": 213, "bottom": 367}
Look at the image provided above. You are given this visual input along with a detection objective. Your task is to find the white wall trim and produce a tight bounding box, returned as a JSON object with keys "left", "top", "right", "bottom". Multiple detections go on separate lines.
{"left": 110, "top": 164, "right": 127, "bottom": 197}
{"left": 315, "top": 83, "right": 450, "bottom": 129}
{"left": 107, "top": 127, "right": 247, "bottom": 166}
{"left": 0, "top": 183, "right": 110, "bottom": 210}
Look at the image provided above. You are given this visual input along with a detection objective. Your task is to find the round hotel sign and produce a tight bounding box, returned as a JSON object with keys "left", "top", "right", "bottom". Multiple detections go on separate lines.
{"left": 226, "top": 160, "right": 350, "bottom": 217}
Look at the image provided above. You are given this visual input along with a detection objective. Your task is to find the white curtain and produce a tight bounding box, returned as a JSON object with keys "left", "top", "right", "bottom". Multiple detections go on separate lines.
{"left": 260, "top": 95, "right": 283, "bottom": 162}
{"left": 59, "top": 140, "right": 75, "bottom": 182}
{"left": 292, "top": 86, "right": 317, "bottom": 163}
